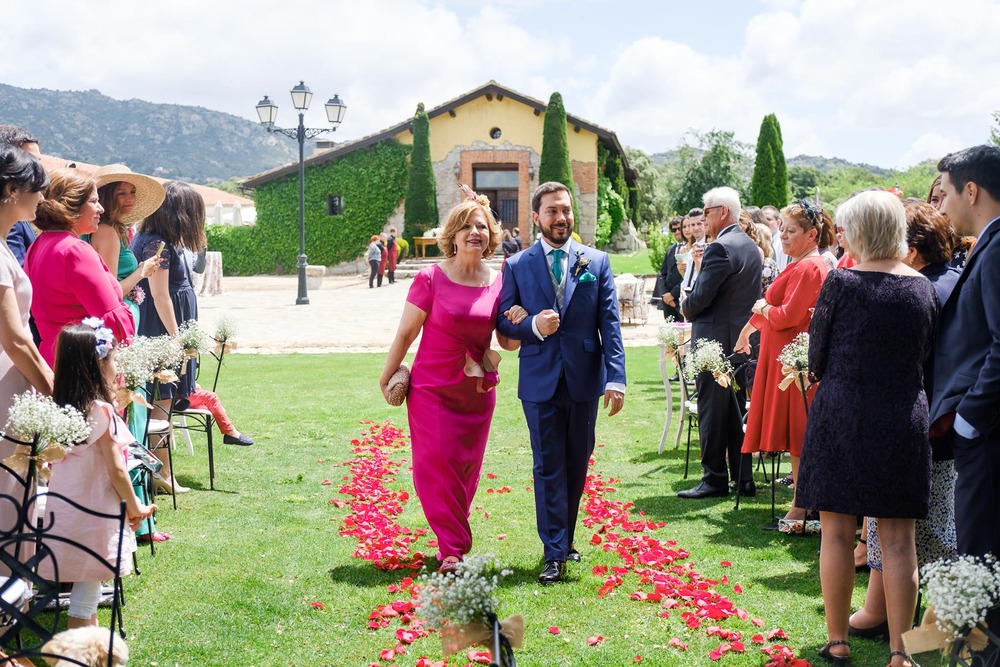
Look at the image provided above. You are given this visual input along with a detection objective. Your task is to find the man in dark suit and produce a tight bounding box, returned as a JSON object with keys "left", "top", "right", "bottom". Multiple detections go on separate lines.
{"left": 678, "top": 187, "right": 763, "bottom": 498}
{"left": 497, "top": 181, "right": 626, "bottom": 584}
{"left": 657, "top": 216, "right": 685, "bottom": 321}
{"left": 930, "top": 145, "right": 1000, "bottom": 562}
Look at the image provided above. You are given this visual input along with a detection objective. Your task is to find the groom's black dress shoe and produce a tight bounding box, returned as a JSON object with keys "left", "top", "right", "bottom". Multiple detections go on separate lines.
{"left": 538, "top": 560, "right": 565, "bottom": 585}
{"left": 567, "top": 547, "right": 581, "bottom": 563}
{"left": 677, "top": 482, "right": 729, "bottom": 499}
{"left": 737, "top": 481, "right": 757, "bottom": 497}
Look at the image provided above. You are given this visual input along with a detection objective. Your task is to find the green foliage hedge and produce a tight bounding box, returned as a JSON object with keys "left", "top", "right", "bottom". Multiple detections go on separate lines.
{"left": 595, "top": 175, "right": 626, "bottom": 248}
{"left": 210, "top": 140, "right": 410, "bottom": 275}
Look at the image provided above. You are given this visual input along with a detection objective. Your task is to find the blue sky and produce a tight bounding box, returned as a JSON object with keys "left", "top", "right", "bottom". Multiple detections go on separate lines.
{"left": 6, "top": 0, "right": 999, "bottom": 169}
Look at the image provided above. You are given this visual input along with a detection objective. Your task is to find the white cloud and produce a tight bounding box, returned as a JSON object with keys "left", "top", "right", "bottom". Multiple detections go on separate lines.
{"left": 5, "top": 0, "right": 1000, "bottom": 168}
{"left": 895, "top": 132, "right": 963, "bottom": 170}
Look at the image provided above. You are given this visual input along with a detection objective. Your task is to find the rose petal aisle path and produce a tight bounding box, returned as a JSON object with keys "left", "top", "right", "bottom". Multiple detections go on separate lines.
{"left": 328, "top": 421, "right": 814, "bottom": 666}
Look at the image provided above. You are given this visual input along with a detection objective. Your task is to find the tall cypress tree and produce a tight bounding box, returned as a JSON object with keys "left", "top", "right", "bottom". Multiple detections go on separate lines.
{"left": 403, "top": 103, "right": 439, "bottom": 243}
{"left": 750, "top": 114, "right": 789, "bottom": 207}
{"left": 538, "top": 92, "right": 580, "bottom": 222}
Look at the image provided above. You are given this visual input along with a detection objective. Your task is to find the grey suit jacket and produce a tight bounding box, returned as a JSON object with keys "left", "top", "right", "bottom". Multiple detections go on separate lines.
{"left": 683, "top": 224, "right": 763, "bottom": 355}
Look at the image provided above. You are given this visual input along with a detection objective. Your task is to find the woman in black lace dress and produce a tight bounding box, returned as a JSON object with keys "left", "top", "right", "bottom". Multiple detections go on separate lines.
{"left": 797, "top": 191, "right": 937, "bottom": 667}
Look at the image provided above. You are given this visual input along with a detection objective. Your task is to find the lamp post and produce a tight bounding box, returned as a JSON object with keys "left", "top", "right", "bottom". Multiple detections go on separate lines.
{"left": 255, "top": 81, "right": 346, "bottom": 304}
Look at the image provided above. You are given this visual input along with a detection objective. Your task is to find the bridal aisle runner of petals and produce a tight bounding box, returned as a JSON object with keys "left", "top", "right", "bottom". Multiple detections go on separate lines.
{"left": 327, "top": 422, "right": 810, "bottom": 667}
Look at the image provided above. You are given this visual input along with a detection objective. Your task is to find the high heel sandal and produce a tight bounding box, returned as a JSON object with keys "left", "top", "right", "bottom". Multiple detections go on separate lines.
{"left": 818, "top": 639, "right": 851, "bottom": 665}
{"left": 437, "top": 556, "right": 462, "bottom": 574}
{"left": 888, "top": 650, "right": 919, "bottom": 667}
{"left": 153, "top": 474, "right": 190, "bottom": 495}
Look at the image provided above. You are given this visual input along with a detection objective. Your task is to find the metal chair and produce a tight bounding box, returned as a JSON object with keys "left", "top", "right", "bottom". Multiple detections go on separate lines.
{"left": 0, "top": 436, "right": 128, "bottom": 665}
{"left": 171, "top": 344, "right": 228, "bottom": 491}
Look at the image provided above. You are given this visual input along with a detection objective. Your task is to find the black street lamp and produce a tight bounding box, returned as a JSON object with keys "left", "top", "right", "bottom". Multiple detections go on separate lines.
{"left": 255, "top": 81, "right": 346, "bottom": 304}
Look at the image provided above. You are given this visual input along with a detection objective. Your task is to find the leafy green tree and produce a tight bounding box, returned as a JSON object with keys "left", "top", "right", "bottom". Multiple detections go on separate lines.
{"left": 403, "top": 103, "right": 439, "bottom": 243}
{"left": 624, "top": 146, "right": 672, "bottom": 232}
{"left": 991, "top": 111, "right": 1000, "bottom": 147}
{"left": 788, "top": 165, "right": 822, "bottom": 201}
{"left": 750, "top": 114, "right": 788, "bottom": 207}
{"left": 539, "top": 92, "right": 580, "bottom": 222}
{"left": 669, "top": 130, "right": 751, "bottom": 214}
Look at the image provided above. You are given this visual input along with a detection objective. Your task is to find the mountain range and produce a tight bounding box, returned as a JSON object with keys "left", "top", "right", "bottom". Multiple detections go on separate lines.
{"left": 1, "top": 83, "right": 895, "bottom": 185}
{"left": 0, "top": 83, "right": 305, "bottom": 183}
{"left": 650, "top": 149, "right": 891, "bottom": 176}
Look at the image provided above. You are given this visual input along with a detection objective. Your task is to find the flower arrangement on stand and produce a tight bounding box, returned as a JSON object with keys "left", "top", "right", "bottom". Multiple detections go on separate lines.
{"left": 904, "top": 554, "right": 1000, "bottom": 665}
{"left": 178, "top": 320, "right": 211, "bottom": 361}
{"left": 415, "top": 553, "right": 522, "bottom": 665}
{"left": 657, "top": 317, "right": 689, "bottom": 361}
{"left": 686, "top": 339, "right": 734, "bottom": 388}
{"left": 776, "top": 333, "right": 811, "bottom": 392}
{"left": 212, "top": 316, "right": 239, "bottom": 355}
{"left": 2, "top": 391, "right": 91, "bottom": 483}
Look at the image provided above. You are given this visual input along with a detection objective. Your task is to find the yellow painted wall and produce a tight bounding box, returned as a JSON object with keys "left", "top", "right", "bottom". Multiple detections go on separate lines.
{"left": 394, "top": 95, "right": 597, "bottom": 164}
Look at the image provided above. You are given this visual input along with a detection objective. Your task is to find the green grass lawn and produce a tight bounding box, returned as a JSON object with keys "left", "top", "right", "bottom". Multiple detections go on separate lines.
{"left": 107, "top": 350, "right": 943, "bottom": 666}
{"left": 609, "top": 248, "right": 655, "bottom": 276}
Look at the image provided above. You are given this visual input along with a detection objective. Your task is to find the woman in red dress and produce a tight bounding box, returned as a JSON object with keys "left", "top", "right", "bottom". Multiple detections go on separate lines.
{"left": 736, "top": 201, "right": 833, "bottom": 526}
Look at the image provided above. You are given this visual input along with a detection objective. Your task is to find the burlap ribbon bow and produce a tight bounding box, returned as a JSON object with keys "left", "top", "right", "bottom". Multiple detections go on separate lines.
{"left": 3, "top": 443, "right": 69, "bottom": 483}
{"left": 439, "top": 614, "right": 524, "bottom": 657}
{"left": 903, "top": 606, "right": 991, "bottom": 658}
{"left": 778, "top": 364, "right": 811, "bottom": 392}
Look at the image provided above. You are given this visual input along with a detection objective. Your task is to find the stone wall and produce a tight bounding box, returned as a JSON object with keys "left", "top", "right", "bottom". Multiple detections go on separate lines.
{"left": 425, "top": 141, "right": 601, "bottom": 246}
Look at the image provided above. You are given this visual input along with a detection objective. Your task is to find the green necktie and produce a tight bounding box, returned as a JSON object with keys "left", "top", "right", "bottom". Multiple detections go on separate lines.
{"left": 551, "top": 249, "right": 564, "bottom": 283}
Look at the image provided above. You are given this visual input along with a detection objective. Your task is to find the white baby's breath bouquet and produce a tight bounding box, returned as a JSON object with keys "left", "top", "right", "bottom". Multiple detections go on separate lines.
{"left": 923, "top": 555, "right": 1000, "bottom": 638}
{"left": 657, "top": 317, "right": 687, "bottom": 359}
{"left": 3, "top": 392, "right": 91, "bottom": 481}
{"left": 416, "top": 554, "right": 522, "bottom": 658}
{"left": 212, "top": 316, "right": 239, "bottom": 355}
{"left": 777, "top": 332, "right": 811, "bottom": 392}
{"left": 146, "top": 335, "right": 184, "bottom": 375}
{"left": 686, "top": 339, "right": 734, "bottom": 387}
{"left": 417, "top": 553, "right": 510, "bottom": 629}
{"left": 178, "top": 320, "right": 211, "bottom": 358}
{"left": 116, "top": 338, "right": 155, "bottom": 390}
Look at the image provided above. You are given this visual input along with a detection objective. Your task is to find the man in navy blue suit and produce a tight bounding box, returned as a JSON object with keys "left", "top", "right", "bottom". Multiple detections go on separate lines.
{"left": 930, "top": 145, "right": 1000, "bottom": 564}
{"left": 497, "top": 181, "right": 626, "bottom": 584}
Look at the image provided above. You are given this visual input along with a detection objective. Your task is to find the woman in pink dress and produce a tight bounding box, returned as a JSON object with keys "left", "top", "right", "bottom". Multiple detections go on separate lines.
{"left": 25, "top": 169, "right": 135, "bottom": 366}
{"left": 38, "top": 321, "right": 155, "bottom": 628}
{"left": 380, "top": 189, "right": 525, "bottom": 573}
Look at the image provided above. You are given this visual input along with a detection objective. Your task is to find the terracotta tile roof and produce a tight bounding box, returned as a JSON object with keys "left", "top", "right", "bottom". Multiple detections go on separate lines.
{"left": 242, "top": 80, "right": 635, "bottom": 189}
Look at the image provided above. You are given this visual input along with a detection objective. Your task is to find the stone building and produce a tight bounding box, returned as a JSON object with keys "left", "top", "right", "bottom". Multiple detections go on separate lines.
{"left": 244, "top": 80, "right": 635, "bottom": 245}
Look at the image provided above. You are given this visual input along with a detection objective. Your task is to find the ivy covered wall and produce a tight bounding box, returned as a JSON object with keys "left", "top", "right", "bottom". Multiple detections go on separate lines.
{"left": 209, "top": 140, "right": 410, "bottom": 275}
{"left": 595, "top": 143, "right": 631, "bottom": 247}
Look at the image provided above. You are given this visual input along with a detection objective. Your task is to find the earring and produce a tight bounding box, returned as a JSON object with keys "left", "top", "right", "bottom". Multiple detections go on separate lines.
{"left": 452, "top": 243, "right": 457, "bottom": 256}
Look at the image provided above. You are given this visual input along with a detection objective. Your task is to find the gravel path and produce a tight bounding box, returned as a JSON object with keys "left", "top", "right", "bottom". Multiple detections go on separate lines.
{"left": 198, "top": 274, "right": 663, "bottom": 354}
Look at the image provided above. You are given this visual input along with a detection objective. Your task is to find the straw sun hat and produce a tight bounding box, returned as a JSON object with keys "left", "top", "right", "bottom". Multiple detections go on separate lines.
{"left": 92, "top": 164, "right": 166, "bottom": 225}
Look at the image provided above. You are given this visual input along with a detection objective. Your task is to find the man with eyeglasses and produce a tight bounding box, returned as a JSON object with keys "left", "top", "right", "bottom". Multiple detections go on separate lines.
{"left": 679, "top": 187, "right": 763, "bottom": 499}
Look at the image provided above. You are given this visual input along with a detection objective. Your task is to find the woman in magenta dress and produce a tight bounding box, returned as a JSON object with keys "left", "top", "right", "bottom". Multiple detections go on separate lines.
{"left": 25, "top": 169, "right": 135, "bottom": 366}
{"left": 380, "top": 189, "right": 524, "bottom": 573}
